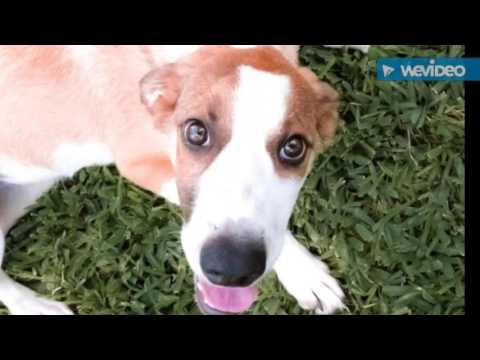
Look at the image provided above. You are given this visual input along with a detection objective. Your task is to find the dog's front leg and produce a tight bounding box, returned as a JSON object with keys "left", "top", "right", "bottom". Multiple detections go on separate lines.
{"left": 0, "top": 266, "right": 73, "bottom": 316}
{"left": 274, "top": 232, "right": 345, "bottom": 315}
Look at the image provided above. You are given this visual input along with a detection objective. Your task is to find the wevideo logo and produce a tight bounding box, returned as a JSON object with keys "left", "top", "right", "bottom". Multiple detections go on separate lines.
{"left": 377, "top": 58, "right": 480, "bottom": 81}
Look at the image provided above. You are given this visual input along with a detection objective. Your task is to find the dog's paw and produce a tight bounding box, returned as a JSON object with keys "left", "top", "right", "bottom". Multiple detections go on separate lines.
{"left": 8, "top": 295, "right": 73, "bottom": 315}
{"left": 294, "top": 261, "right": 345, "bottom": 315}
{"left": 275, "top": 242, "right": 345, "bottom": 315}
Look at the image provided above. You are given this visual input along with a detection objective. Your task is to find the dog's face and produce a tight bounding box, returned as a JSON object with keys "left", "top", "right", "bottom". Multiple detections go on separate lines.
{"left": 140, "top": 46, "right": 339, "bottom": 314}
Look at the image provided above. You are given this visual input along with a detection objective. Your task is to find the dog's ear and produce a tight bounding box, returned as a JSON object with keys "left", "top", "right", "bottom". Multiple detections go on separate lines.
{"left": 140, "top": 63, "right": 186, "bottom": 122}
{"left": 299, "top": 67, "right": 340, "bottom": 151}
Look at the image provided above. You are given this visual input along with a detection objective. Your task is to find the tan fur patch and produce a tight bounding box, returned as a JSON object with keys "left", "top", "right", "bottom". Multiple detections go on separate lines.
{"left": 1, "top": 46, "right": 74, "bottom": 82}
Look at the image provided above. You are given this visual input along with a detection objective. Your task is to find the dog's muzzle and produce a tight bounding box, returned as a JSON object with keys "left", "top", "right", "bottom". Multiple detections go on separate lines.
{"left": 195, "top": 222, "right": 266, "bottom": 314}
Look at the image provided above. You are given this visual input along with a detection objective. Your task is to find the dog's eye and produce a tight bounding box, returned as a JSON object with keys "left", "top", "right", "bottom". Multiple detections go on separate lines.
{"left": 184, "top": 119, "right": 209, "bottom": 147}
{"left": 279, "top": 135, "right": 307, "bottom": 166}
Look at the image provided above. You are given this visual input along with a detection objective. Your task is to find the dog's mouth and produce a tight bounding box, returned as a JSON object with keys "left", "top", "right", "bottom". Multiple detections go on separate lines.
{"left": 195, "top": 278, "right": 258, "bottom": 315}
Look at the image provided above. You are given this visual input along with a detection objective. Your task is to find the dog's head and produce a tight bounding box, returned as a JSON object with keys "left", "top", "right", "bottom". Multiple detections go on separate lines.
{"left": 140, "top": 46, "right": 339, "bottom": 314}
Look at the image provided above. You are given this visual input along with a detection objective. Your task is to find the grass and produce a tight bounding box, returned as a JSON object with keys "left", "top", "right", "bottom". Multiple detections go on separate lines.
{"left": 1, "top": 45, "right": 465, "bottom": 315}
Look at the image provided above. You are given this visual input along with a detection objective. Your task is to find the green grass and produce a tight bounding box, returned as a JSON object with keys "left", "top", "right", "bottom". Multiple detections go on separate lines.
{"left": 1, "top": 45, "right": 465, "bottom": 315}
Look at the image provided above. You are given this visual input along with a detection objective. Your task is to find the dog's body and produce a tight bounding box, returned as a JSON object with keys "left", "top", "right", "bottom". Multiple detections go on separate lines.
{"left": 0, "top": 45, "right": 367, "bottom": 315}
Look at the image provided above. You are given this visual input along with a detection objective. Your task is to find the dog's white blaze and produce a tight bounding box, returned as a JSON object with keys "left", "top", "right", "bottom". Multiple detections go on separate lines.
{"left": 182, "top": 66, "right": 304, "bottom": 276}
{"left": 53, "top": 143, "right": 113, "bottom": 178}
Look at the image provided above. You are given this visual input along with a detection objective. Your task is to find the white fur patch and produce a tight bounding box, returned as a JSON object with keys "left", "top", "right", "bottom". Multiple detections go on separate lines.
{"left": 156, "top": 46, "right": 203, "bottom": 63}
{"left": 0, "top": 156, "right": 57, "bottom": 184}
{"left": 0, "top": 270, "right": 73, "bottom": 315}
{"left": 68, "top": 45, "right": 97, "bottom": 69}
{"left": 144, "top": 89, "right": 164, "bottom": 108}
{"left": 182, "top": 66, "right": 303, "bottom": 278}
{"left": 53, "top": 142, "right": 113, "bottom": 178}
{"left": 160, "top": 179, "right": 180, "bottom": 205}
{"left": 0, "top": 143, "right": 113, "bottom": 185}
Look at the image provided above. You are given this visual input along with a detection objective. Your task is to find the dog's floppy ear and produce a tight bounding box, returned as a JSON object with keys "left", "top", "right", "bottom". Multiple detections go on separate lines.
{"left": 299, "top": 67, "right": 340, "bottom": 151}
{"left": 140, "top": 63, "right": 186, "bottom": 121}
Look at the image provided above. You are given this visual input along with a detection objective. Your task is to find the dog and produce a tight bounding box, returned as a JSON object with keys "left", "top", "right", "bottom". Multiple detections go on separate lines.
{"left": 0, "top": 45, "right": 369, "bottom": 315}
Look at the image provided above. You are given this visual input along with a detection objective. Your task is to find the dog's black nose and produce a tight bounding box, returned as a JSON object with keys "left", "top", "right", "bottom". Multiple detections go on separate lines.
{"left": 200, "top": 239, "right": 266, "bottom": 287}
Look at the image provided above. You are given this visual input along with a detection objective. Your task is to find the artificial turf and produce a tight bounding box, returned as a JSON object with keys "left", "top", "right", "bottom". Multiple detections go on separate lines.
{"left": 1, "top": 45, "right": 465, "bottom": 315}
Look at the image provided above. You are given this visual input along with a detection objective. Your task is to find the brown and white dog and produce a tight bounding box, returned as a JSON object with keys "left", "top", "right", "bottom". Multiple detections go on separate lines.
{"left": 0, "top": 45, "right": 369, "bottom": 315}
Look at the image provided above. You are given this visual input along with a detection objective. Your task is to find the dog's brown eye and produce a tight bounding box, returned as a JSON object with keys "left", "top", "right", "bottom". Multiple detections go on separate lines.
{"left": 185, "top": 119, "right": 209, "bottom": 147}
{"left": 279, "top": 135, "right": 307, "bottom": 166}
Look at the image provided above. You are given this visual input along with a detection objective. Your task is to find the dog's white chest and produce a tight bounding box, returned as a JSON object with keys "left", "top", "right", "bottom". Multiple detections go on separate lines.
{"left": 53, "top": 143, "right": 113, "bottom": 177}
{"left": 0, "top": 157, "right": 57, "bottom": 184}
{"left": 0, "top": 142, "right": 113, "bottom": 184}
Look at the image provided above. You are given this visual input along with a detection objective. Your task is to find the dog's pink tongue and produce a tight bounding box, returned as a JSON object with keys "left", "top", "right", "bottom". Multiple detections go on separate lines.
{"left": 199, "top": 280, "right": 258, "bottom": 313}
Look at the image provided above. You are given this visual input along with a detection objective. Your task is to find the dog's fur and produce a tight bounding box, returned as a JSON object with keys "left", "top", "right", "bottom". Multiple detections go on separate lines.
{"left": 0, "top": 45, "right": 368, "bottom": 315}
